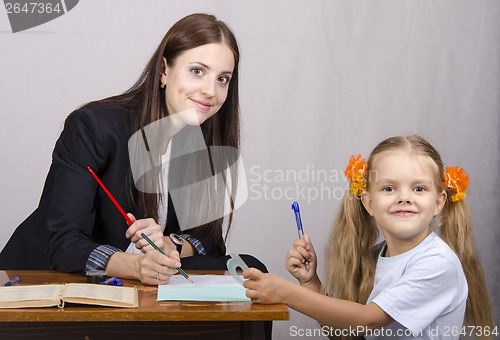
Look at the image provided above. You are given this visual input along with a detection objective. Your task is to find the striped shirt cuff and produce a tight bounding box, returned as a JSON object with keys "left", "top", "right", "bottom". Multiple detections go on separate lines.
{"left": 86, "top": 244, "right": 121, "bottom": 272}
{"left": 179, "top": 234, "right": 206, "bottom": 255}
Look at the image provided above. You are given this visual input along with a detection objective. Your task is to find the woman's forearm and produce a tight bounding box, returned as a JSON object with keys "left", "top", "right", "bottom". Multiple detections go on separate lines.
{"left": 180, "top": 240, "right": 195, "bottom": 257}
{"left": 106, "top": 251, "right": 141, "bottom": 280}
{"left": 162, "top": 236, "right": 195, "bottom": 257}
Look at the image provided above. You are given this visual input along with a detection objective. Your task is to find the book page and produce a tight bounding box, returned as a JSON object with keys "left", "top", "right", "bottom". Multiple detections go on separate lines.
{"left": 0, "top": 285, "right": 62, "bottom": 308}
{"left": 61, "top": 283, "right": 138, "bottom": 308}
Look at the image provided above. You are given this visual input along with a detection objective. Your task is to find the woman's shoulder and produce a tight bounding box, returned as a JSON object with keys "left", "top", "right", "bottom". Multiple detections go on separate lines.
{"left": 55, "top": 99, "right": 137, "bottom": 166}
{"left": 67, "top": 100, "right": 134, "bottom": 125}
{"left": 63, "top": 99, "right": 138, "bottom": 141}
{"left": 58, "top": 99, "right": 138, "bottom": 155}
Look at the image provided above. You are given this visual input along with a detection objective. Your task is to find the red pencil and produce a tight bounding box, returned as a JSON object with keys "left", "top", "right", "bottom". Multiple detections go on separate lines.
{"left": 87, "top": 166, "right": 133, "bottom": 226}
{"left": 87, "top": 166, "right": 193, "bottom": 283}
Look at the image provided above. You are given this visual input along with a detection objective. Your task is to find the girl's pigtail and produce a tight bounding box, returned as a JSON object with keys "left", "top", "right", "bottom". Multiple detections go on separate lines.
{"left": 440, "top": 196, "right": 494, "bottom": 336}
{"left": 323, "top": 190, "right": 378, "bottom": 304}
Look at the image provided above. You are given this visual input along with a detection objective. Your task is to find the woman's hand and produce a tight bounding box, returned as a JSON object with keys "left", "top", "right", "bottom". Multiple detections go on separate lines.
{"left": 286, "top": 234, "right": 320, "bottom": 288}
{"left": 106, "top": 249, "right": 181, "bottom": 286}
{"left": 135, "top": 248, "right": 181, "bottom": 285}
{"left": 125, "top": 213, "right": 164, "bottom": 253}
{"left": 243, "top": 268, "right": 294, "bottom": 304}
{"left": 161, "top": 235, "right": 179, "bottom": 254}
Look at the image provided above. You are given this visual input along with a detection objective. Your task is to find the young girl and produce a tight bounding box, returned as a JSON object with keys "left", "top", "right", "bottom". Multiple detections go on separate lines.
{"left": 243, "top": 135, "right": 494, "bottom": 339}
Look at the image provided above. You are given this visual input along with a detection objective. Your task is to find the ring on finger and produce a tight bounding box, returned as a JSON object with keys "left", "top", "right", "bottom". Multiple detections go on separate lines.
{"left": 156, "top": 272, "right": 160, "bottom": 280}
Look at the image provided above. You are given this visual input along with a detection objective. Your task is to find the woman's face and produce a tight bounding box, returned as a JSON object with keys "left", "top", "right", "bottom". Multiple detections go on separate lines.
{"left": 161, "top": 43, "right": 235, "bottom": 125}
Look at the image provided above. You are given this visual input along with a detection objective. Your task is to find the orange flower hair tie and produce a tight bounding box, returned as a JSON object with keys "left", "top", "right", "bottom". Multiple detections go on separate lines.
{"left": 445, "top": 166, "right": 470, "bottom": 202}
{"left": 344, "top": 154, "right": 367, "bottom": 196}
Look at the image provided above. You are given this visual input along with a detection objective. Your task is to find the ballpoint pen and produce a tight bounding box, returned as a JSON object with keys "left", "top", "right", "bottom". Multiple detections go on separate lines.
{"left": 2, "top": 276, "right": 20, "bottom": 286}
{"left": 291, "top": 201, "right": 309, "bottom": 270}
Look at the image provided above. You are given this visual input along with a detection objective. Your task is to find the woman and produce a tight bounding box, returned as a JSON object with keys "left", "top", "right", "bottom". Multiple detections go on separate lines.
{"left": 0, "top": 13, "right": 266, "bottom": 285}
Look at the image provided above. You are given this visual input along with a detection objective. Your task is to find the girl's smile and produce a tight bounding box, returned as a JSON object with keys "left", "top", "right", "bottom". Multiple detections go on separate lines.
{"left": 390, "top": 209, "right": 417, "bottom": 217}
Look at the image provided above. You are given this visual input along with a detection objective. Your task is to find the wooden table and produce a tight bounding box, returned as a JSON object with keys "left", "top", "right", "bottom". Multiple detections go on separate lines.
{"left": 0, "top": 270, "right": 289, "bottom": 339}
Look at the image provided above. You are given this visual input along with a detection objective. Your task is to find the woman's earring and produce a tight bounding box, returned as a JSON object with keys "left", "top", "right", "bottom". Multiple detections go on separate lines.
{"left": 160, "top": 83, "right": 166, "bottom": 88}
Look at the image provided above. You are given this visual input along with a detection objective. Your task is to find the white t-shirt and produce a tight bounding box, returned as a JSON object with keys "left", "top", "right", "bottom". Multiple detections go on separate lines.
{"left": 365, "top": 233, "right": 468, "bottom": 340}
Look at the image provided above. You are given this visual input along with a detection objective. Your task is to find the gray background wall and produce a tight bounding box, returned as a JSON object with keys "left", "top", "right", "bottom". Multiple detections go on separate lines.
{"left": 1, "top": 1, "right": 498, "bottom": 338}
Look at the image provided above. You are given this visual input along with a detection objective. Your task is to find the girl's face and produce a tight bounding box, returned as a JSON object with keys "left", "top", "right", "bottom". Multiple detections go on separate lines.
{"left": 161, "top": 43, "right": 235, "bottom": 125}
{"left": 361, "top": 151, "right": 446, "bottom": 255}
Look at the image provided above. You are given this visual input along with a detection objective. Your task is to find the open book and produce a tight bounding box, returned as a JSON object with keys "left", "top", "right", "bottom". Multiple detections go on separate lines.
{"left": 0, "top": 283, "right": 138, "bottom": 308}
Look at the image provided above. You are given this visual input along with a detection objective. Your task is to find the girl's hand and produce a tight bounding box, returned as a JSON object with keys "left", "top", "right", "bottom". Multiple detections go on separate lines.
{"left": 242, "top": 268, "right": 293, "bottom": 304}
{"left": 286, "top": 234, "right": 318, "bottom": 286}
{"left": 136, "top": 248, "right": 181, "bottom": 285}
{"left": 125, "top": 213, "right": 164, "bottom": 253}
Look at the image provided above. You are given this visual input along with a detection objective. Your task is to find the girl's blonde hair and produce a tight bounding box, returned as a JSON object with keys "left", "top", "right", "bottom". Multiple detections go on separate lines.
{"left": 323, "top": 135, "right": 493, "bottom": 337}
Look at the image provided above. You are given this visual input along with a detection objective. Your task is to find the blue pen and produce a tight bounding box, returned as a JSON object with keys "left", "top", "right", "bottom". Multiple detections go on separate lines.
{"left": 2, "top": 276, "right": 20, "bottom": 286}
{"left": 291, "top": 202, "right": 309, "bottom": 270}
{"left": 99, "top": 277, "right": 123, "bottom": 286}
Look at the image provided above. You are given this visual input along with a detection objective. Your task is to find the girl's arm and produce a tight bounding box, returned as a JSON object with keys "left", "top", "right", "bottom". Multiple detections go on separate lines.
{"left": 243, "top": 268, "right": 393, "bottom": 332}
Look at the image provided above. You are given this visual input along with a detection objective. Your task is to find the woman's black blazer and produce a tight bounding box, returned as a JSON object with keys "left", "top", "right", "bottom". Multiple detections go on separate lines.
{"left": 0, "top": 102, "right": 231, "bottom": 273}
